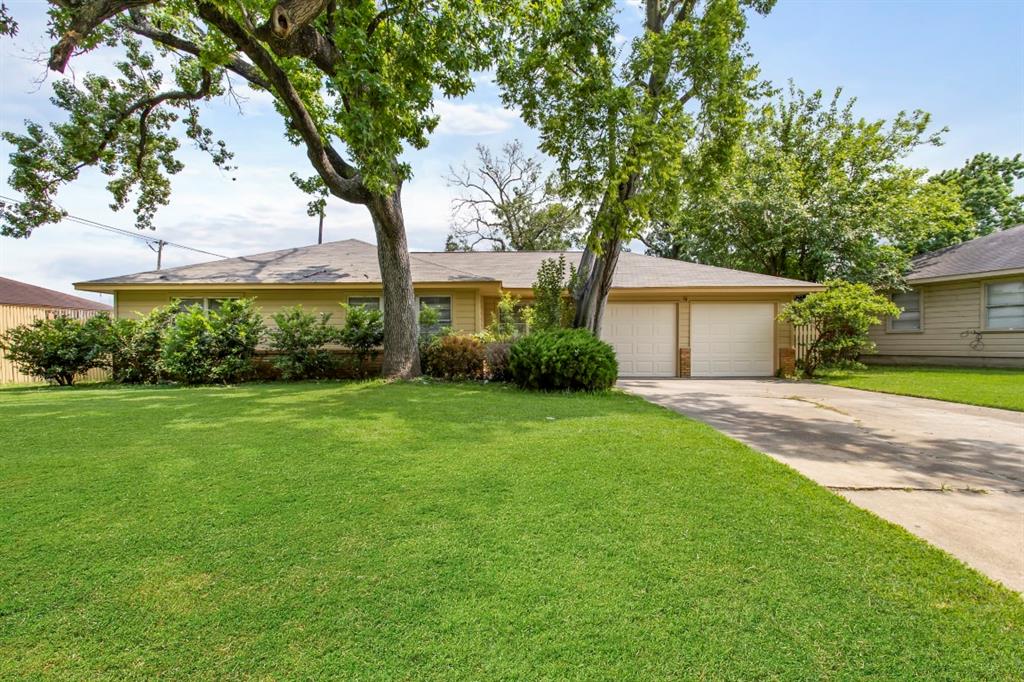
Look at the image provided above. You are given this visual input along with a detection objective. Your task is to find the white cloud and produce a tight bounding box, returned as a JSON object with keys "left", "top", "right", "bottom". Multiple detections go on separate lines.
{"left": 432, "top": 100, "right": 521, "bottom": 136}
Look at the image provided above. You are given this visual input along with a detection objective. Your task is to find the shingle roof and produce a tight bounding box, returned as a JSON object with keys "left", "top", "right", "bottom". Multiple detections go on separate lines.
{"left": 76, "top": 238, "right": 819, "bottom": 290}
{"left": 909, "top": 224, "right": 1024, "bottom": 282}
{"left": 0, "top": 276, "right": 111, "bottom": 310}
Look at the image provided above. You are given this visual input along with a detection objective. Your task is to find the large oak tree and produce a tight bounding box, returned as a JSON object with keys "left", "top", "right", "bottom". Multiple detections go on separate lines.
{"left": 497, "top": 0, "right": 772, "bottom": 333}
{"left": 0, "top": 0, "right": 530, "bottom": 378}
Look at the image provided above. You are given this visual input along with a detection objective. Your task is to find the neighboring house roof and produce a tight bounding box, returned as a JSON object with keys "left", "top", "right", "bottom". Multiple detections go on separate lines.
{"left": 76, "top": 239, "right": 818, "bottom": 290}
{"left": 908, "top": 224, "right": 1024, "bottom": 283}
{"left": 0, "top": 276, "right": 111, "bottom": 310}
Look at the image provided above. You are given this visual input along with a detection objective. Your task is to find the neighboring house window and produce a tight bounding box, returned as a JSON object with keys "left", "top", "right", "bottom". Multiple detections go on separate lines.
{"left": 418, "top": 295, "right": 452, "bottom": 333}
{"left": 348, "top": 296, "right": 381, "bottom": 311}
{"left": 890, "top": 289, "right": 922, "bottom": 331}
{"left": 985, "top": 280, "right": 1024, "bottom": 330}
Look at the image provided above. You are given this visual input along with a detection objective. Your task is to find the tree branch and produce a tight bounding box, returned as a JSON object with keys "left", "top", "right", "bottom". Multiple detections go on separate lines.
{"left": 125, "top": 13, "right": 271, "bottom": 90}
{"left": 196, "top": 1, "right": 368, "bottom": 204}
{"left": 48, "top": 0, "right": 157, "bottom": 72}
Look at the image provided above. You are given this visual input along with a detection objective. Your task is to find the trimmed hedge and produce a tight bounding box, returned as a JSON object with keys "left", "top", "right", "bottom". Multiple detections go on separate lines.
{"left": 508, "top": 328, "right": 618, "bottom": 391}
{"left": 424, "top": 334, "right": 486, "bottom": 380}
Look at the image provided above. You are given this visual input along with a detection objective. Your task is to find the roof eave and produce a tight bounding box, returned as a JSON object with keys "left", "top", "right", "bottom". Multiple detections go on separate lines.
{"left": 907, "top": 267, "right": 1024, "bottom": 285}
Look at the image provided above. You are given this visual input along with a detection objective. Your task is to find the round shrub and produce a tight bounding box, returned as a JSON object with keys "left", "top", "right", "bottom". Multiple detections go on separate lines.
{"left": 508, "top": 328, "right": 618, "bottom": 391}
{"left": 423, "top": 334, "right": 486, "bottom": 380}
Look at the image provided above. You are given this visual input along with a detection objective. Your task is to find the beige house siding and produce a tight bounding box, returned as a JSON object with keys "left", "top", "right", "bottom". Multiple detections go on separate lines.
{"left": 868, "top": 275, "right": 1024, "bottom": 365}
{"left": 1, "top": 304, "right": 110, "bottom": 384}
{"left": 114, "top": 287, "right": 480, "bottom": 334}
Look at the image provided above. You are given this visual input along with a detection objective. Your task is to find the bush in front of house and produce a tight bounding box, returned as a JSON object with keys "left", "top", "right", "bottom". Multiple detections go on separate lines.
{"left": 508, "top": 328, "right": 617, "bottom": 391}
{"left": 161, "top": 298, "right": 264, "bottom": 384}
{"left": 423, "top": 334, "right": 486, "bottom": 380}
{"left": 483, "top": 341, "right": 512, "bottom": 381}
{"left": 778, "top": 279, "right": 900, "bottom": 378}
{"left": 338, "top": 302, "right": 384, "bottom": 377}
{"left": 108, "top": 304, "right": 177, "bottom": 383}
{"left": 0, "top": 313, "right": 111, "bottom": 385}
{"left": 268, "top": 305, "right": 338, "bottom": 380}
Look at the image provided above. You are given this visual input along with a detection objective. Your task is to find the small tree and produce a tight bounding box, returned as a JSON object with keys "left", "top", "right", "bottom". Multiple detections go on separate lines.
{"left": 481, "top": 291, "right": 524, "bottom": 342}
{"left": 0, "top": 314, "right": 111, "bottom": 385}
{"left": 531, "top": 256, "right": 575, "bottom": 332}
{"left": 268, "top": 306, "right": 337, "bottom": 380}
{"left": 108, "top": 304, "right": 177, "bottom": 383}
{"left": 779, "top": 280, "right": 899, "bottom": 378}
{"left": 338, "top": 303, "right": 385, "bottom": 378}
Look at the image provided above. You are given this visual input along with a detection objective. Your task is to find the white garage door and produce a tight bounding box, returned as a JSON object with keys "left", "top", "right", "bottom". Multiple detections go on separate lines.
{"left": 690, "top": 303, "right": 774, "bottom": 377}
{"left": 601, "top": 303, "right": 677, "bottom": 377}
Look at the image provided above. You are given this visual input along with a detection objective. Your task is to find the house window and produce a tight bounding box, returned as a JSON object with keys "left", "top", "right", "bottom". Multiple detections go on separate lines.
{"left": 890, "top": 289, "right": 922, "bottom": 332}
{"left": 985, "top": 280, "right": 1024, "bottom": 330}
{"left": 174, "top": 297, "right": 235, "bottom": 313}
{"left": 418, "top": 295, "right": 452, "bottom": 333}
{"left": 347, "top": 296, "right": 381, "bottom": 311}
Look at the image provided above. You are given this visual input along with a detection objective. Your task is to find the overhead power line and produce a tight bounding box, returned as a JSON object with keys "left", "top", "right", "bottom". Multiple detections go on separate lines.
{"left": 0, "top": 194, "right": 230, "bottom": 268}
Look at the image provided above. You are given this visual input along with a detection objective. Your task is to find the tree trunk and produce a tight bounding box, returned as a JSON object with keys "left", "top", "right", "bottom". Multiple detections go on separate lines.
{"left": 367, "top": 187, "right": 421, "bottom": 379}
{"left": 573, "top": 232, "right": 622, "bottom": 334}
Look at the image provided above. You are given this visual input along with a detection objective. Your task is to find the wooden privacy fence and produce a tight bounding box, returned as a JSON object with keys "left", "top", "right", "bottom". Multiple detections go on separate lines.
{"left": 793, "top": 323, "right": 818, "bottom": 365}
{"left": 0, "top": 305, "right": 110, "bottom": 384}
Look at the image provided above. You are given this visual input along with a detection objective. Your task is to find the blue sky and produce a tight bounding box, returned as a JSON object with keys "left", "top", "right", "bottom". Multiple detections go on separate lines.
{"left": 1, "top": 0, "right": 1022, "bottom": 303}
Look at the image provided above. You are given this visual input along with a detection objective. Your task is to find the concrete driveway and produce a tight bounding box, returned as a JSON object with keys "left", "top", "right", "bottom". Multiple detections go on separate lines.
{"left": 619, "top": 378, "right": 1024, "bottom": 592}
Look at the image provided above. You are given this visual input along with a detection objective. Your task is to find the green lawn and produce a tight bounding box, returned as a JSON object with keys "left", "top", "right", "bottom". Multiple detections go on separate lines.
{"left": 1, "top": 382, "right": 1021, "bottom": 679}
{"left": 817, "top": 365, "right": 1024, "bottom": 411}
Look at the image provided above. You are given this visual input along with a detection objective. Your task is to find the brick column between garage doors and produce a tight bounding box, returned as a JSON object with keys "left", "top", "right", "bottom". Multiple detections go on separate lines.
{"left": 779, "top": 347, "right": 796, "bottom": 377}
{"left": 679, "top": 348, "right": 691, "bottom": 377}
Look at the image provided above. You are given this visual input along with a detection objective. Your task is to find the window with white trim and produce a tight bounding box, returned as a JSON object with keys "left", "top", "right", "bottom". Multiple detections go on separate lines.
{"left": 890, "top": 289, "right": 922, "bottom": 331}
{"left": 985, "top": 280, "right": 1024, "bottom": 330}
{"left": 174, "top": 297, "right": 236, "bottom": 313}
{"left": 347, "top": 296, "right": 381, "bottom": 311}
{"left": 418, "top": 295, "right": 452, "bottom": 334}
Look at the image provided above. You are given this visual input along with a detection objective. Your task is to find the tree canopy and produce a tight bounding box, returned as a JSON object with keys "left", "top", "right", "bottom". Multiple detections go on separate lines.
{"left": 1, "top": 0, "right": 539, "bottom": 378}
{"left": 645, "top": 84, "right": 972, "bottom": 289}
{"left": 497, "top": 0, "right": 772, "bottom": 332}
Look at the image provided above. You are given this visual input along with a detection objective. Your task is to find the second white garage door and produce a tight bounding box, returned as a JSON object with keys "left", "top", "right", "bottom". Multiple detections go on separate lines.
{"left": 690, "top": 303, "right": 775, "bottom": 377}
{"left": 601, "top": 303, "right": 677, "bottom": 377}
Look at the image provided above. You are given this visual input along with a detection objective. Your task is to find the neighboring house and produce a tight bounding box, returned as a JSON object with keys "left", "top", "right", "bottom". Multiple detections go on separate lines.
{"left": 0, "top": 276, "right": 112, "bottom": 384}
{"left": 869, "top": 224, "right": 1024, "bottom": 368}
{"left": 75, "top": 239, "right": 820, "bottom": 378}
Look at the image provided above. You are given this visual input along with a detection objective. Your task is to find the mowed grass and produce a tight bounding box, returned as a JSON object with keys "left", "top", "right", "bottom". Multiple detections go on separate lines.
{"left": 1, "top": 382, "right": 1021, "bottom": 679}
{"left": 817, "top": 365, "right": 1024, "bottom": 411}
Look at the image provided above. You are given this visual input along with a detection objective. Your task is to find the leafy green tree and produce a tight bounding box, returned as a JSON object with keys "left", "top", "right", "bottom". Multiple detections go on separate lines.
{"left": 918, "top": 153, "right": 1024, "bottom": 252}
{"left": 0, "top": 314, "right": 111, "bottom": 385}
{"left": 160, "top": 298, "right": 264, "bottom": 384}
{"left": 778, "top": 280, "right": 899, "bottom": 378}
{"left": 498, "top": 0, "right": 772, "bottom": 333}
{"left": 0, "top": 0, "right": 537, "bottom": 379}
{"left": 108, "top": 303, "right": 177, "bottom": 383}
{"left": 646, "top": 84, "right": 972, "bottom": 288}
{"left": 531, "top": 256, "right": 574, "bottom": 332}
{"left": 445, "top": 141, "right": 582, "bottom": 252}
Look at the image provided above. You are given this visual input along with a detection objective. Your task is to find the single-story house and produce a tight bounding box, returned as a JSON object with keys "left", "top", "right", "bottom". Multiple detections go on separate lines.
{"left": 869, "top": 224, "right": 1024, "bottom": 368}
{"left": 75, "top": 239, "right": 821, "bottom": 378}
{"left": 0, "top": 276, "right": 112, "bottom": 384}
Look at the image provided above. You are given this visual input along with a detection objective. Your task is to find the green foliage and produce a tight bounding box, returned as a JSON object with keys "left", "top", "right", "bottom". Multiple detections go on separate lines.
{"left": 0, "top": 314, "right": 110, "bottom": 385}
{"left": 920, "top": 153, "right": 1024, "bottom": 252}
{"left": 108, "top": 304, "right": 177, "bottom": 383}
{"left": 497, "top": 0, "right": 770, "bottom": 252}
{"left": 479, "top": 291, "right": 525, "bottom": 342}
{"left": 160, "top": 298, "right": 264, "bottom": 384}
{"left": 423, "top": 334, "right": 486, "bottom": 381}
{"left": 1, "top": 0, "right": 544, "bottom": 236}
{"left": 416, "top": 302, "right": 443, "bottom": 348}
{"left": 648, "top": 84, "right": 970, "bottom": 288}
{"left": 338, "top": 302, "right": 384, "bottom": 376}
{"left": 531, "top": 256, "right": 574, "bottom": 332}
{"left": 779, "top": 281, "right": 899, "bottom": 378}
{"left": 268, "top": 305, "right": 337, "bottom": 380}
{"left": 508, "top": 328, "right": 618, "bottom": 391}
{"left": 483, "top": 341, "right": 512, "bottom": 382}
